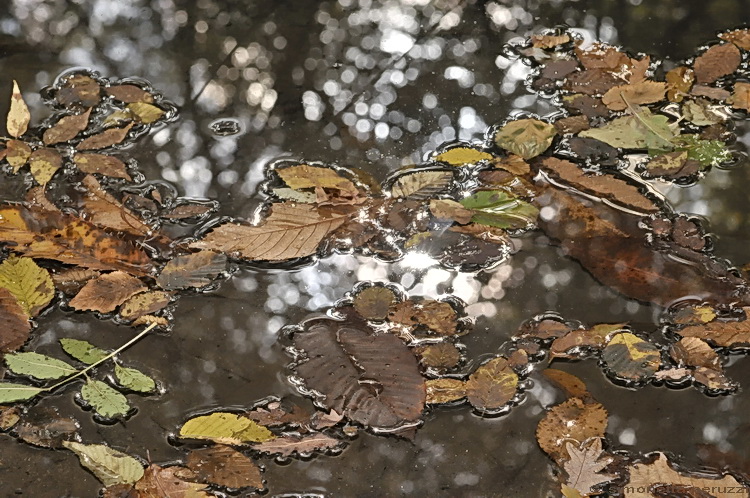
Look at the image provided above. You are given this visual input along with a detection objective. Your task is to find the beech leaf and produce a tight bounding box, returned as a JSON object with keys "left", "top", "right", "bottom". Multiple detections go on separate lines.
{"left": 0, "top": 255, "right": 55, "bottom": 317}
{"left": 62, "top": 441, "right": 144, "bottom": 486}
{"left": 68, "top": 271, "right": 147, "bottom": 313}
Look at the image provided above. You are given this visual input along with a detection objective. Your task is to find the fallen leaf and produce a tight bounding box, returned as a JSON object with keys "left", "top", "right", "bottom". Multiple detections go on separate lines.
{"left": 28, "top": 148, "right": 62, "bottom": 185}
{"left": 465, "top": 356, "right": 519, "bottom": 412}
{"left": 60, "top": 338, "right": 109, "bottom": 364}
{"left": 665, "top": 66, "right": 695, "bottom": 102}
{"left": 554, "top": 115, "right": 590, "bottom": 135}
{"left": 114, "top": 364, "right": 156, "bottom": 393}
{"left": 7, "top": 80, "right": 30, "bottom": 138}
{"left": 244, "top": 398, "right": 312, "bottom": 427}
{"left": 677, "top": 320, "right": 750, "bottom": 348}
{"left": 5, "top": 352, "right": 76, "bottom": 380}
{"left": 119, "top": 291, "right": 171, "bottom": 321}
{"left": 5, "top": 139, "right": 31, "bottom": 172}
{"left": 126, "top": 102, "right": 165, "bottom": 124}
{"left": 16, "top": 409, "right": 78, "bottom": 448}
{"left": 79, "top": 175, "right": 155, "bottom": 238}
{"left": 459, "top": 190, "right": 539, "bottom": 229}
{"left": 0, "top": 382, "right": 43, "bottom": 403}
{"left": 541, "top": 59, "right": 580, "bottom": 81}
{"left": 718, "top": 28, "right": 750, "bottom": 50}
{"left": 156, "top": 251, "right": 227, "bottom": 290}
{"left": 729, "top": 82, "right": 750, "bottom": 112}
{"left": 601, "top": 81, "right": 667, "bottom": 111}
{"left": 683, "top": 98, "right": 724, "bottom": 126}
{"left": 574, "top": 42, "right": 630, "bottom": 71}
{"left": 516, "top": 317, "right": 573, "bottom": 340}
{"left": 542, "top": 369, "right": 591, "bottom": 399}
{"left": 429, "top": 199, "right": 474, "bottom": 224}
{"left": 80, "top": 379, "right": 130, "bottom": 419}
{"left": 389, "top": 170, "right": 454, "bottom": 199}
{"left": 531, "top": 33, "right": 571, "bottom": 49}
{"left": 180, "top": 412, "right": 274, "bottom": 445}
{"left": 654, "top": 367, "right": 691, "bottom": 382}
{"left": 0, "top": 255, "right": 54, "bottom": 317}
{"left": 415, "top": 342, "right": 462, "bottom": 370}
{"left": 185, "top": 445, "right": 263, "bottom": 490}
{"left": 43, "top": 109, "right": 91, "bottom": 145}
{"left": 425, "top": 378, "right": 466, "bottom": 404}
{"left": 563, "top": 438, "right": 615, "bottom": 496}
{"left": 132, "top": 315, "right": 168, "bottom": 328}
{"left": 551, "top": 323, "right": 626, "bottom": 358}
{"left": 673, "top": 305, "right": 716, "bottom": 325}
{"left": 536, "top": 397, "right": 608, "bottom": 464}
{"left": 189, "top": 202, "right": 355, "bottom": 261}
{"left": 669, "top": 337, "right": 721, "bottom": 370}
{"left": 388, "top": 299, "right": 459, "bottom": 336}
{"left": 25, "top": 185, "right": 59, "bottom": 213}
{"left": 693, "top": 366, "right": 736, "bottom": 392}
{"left": 690, "top": 84, "right": 731, "bottom": 101}
{"left": 562, "top": 94, "right": 610, "bottom": 118}
{"left": 56, "top": 74, "right": 101, "bottom": 108}
{"left": 579, "top": 107, "right": 675, "bottom": 150}
{"left": 277, "top": 164, "right": 360, "bottom": 199}
{"left": 0, "top": 406, "right": 20, "bottom": 429}
{"left": 494, "top": 118, "right": 557, "bottom": 159}
{"left": 77, "top": 123, "right": 134, "bottom": 150}
{"left": 73, "top": 153, "right": 132, "bottom": 180}
{"left": 353, "top": 286, "right": 397, "bottom": 320}
{"left": 135, "top": 464, "right": 211, "bottom": 497}
{"left": 106, "top": 85, "right": 154, "bottom": 104}
{"left": 601, "top": 332, "right": 661, "bottom": 382}
{"left": 63, "top": 441, "right": 144, "bottom": 486}
{"left": 250, "top": 432, "right": 345, "bottom": 457}
{"left": 160, "top": 202, "right": 216, "bottom": 221}
{"left": 433, "top": 147, "right": 495, "bottom": 166}
{"left": 567, "top": 137, "right": 619, "bottom": 167}
{"left": 644, "top": 150, "right": 690, "bottom": 178}
{"left": 693, "top": 43, "right": 741, "bottom": 84}
{"left": 0, "top": 288, "right": 31, "bottom": 353}
{"left": 52, "top": 268, "right": 101, "bottom": 295}
{"left": 69, "top": 271, "right": 147, "bottom": 313}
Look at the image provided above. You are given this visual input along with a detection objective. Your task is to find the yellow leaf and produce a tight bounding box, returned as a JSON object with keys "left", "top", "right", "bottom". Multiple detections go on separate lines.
{"left": 127, "top": 102, "right": 165, "bottom": 124}
{"left": 179, "top": 412, "right": 275, "bottom": 445}
{"left": 433, "top": 147, "right": 494, "bottom": 166}
{"left": 7, "top": 80, "right": 30, "bottom": 138}
{"left": 494, "top": 119, "right": 556, "bottom": 159}
{"left": 0, "top": 256, "right": 54, "bottom": 317}
{"left": 28, "top": 148, "right": 62, "bottom": 185}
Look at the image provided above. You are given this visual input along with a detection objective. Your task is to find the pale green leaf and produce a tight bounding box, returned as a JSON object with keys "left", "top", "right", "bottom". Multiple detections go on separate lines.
{"left": 60, "top": 338, "right": 109, "bottom": 365}
{"left": 460, "top": 190, "right": 539, "bottom": 229}
{"left": 579, "top": 108, "right": 675, "bottom": 150}
{"left": 494, "top": 119, "right": 556, "bottom": 159}
{"left": 179, "top": 412, "right": 275, "bottom": 445}
{"left": 433, "top": 147, "right": 495, "bottom": 166}
{"left": 0, "top": 256, "right": 55, "bottom": 317}
{"left": 5, "top": 352, "right": 76, "bottom": 380}
{"left": 0, "top": 382, "right": 43, "bottom": 403}
{"left": 114, "top": 364, "right": 156, "bottom": 393}
{"left": 80, "top": 379, "right": 130, "bottom": 419}
{"left": 62, "top": 441, "right": 144, "bottom": 486}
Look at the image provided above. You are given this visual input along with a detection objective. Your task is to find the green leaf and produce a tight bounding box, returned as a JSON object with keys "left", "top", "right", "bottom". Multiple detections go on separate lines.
{"left": 494, "top": 118, "right": 556, "bottom": 159}
{"left": 459, "top": 190, "right": 539, "bottom": 229}
{"left": 5, "top": 352, "right": 76, "bottom": 380}
{"left": 0, "top": 256, "right": 55, "bottom": 317}
{"left": 671, "top": 134, "right": 732, "bottom": 167}
{"left": 80, "top": 379, "right": 130, "bottom": 419}
{"left": 579, "top": 108, "right": 675, "bottom": 150}
{"left": 62, "top": 441, "right": 144, "bottom": 486}
{"left": 60, "top": 338, "right": 109, "bottom": 365}
{"left": 114, "top": 364, "right": 156, "bottom": 393}
{"left": 179, "top": 412, "right": 275, "bottom": 445}
{"left": 0, "top": 382, "right": 43, "bottom": 403}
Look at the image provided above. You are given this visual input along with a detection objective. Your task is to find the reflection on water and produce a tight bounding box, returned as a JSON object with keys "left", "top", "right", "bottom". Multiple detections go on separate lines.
{"left": 1, "top": 0, "right": 750, "bottom": 496}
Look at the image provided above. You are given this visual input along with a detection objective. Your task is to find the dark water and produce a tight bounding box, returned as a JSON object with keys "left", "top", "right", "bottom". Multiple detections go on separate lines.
{"left": 0, "top": 0, "right": 749, "bottom": 496}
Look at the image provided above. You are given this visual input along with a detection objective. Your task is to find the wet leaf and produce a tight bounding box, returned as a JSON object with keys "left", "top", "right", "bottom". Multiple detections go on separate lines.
{"left": 272, "top": 187, "right": 316, "bottom": 203}
{"left": 415, "top": 342, "right": 462, "bottom": 370}
{"left": 601, "top": 81, "right": 667, "bottom": 111}
{"left": 563, "top": 438, "right": 615, "bottom": 496}
{"left": 106, "top": 85, "right": 154, "bottom": 104}
{"left": 119, "top": 291, "right": 171, "bottom": 321}
{"left": 674, "top": 134, "right": 732, "bottom": 167}
{"left": 185, "top": 445, "right": 263, "bottom": 490}
{"left": 531, "top": 33, "right": 570, "bottom": 49}
{"left": 542, "top": 369, "right": 591, "bottom": 399}
{"left": 718, "top": 28, "right": 750, "bottom": 50}
{"left": 622, "top": 453, "right": 747, "bottom": 497}
{"left": 16, "top": 409, "right": 78, "bottom": 448}
{"left": 79, "top": 175, "right": 155, "bottom": 238}
{"left": 126, "top": 102, "right": 165, "bottom": 124}
{"left": 73, "top": 153, "right": 132, "bottom": 181}
{"left": 677, "top": 320, "right": 750, "bottom": 348}
{"left": 189, "top": 202, "right": 355, "bottom": 261}
{"left": 0, "top": 255, "right": 54, "bottom": 317}
{"left": 7, "top": 80, "right": 30, "bottom": 138}
{"left": 429, "top": 199, "right": 474, "bottom": 224}
{"left": 550, "top": 323, "right": 626, "bottom": 358}
{"left": 693, "top": 366, "right": 736, "bottom": 392}
{"left": 0, "top": 406, "right": 20, "bottom": 429}
{"left": 57, "top": 74, "right": 101, "bottom": 108}
{"left": 69, "top": 271, "right": 147, "bottom": 313}
{"left": 134, "top": 465, "right": 211, "bottom": 497}
{"left": 554, "top": 115, "right": 590, "bottom": 135}
{"left": 80, "top": 379, "right": 130, "bottom": 419}
{"left": 562, "top": 94, "right": 610, "bottom": 118}
{"left": 433, "top": 147, "right": 494, "bottom": 166}
{"left": 156, "top": 251, "right": 227, "bottom": 290}
{"left": 465, "top": 356, "right": 518, "bottom": 411}
{"left": 691, "top": 84, "right": 731, "bottom": 101}
{"left": 52, "top": 268, "right": 101, "bottom": 295}
{"left": 0, "top": 288, "right": 32, "bottom": 353}
{"left": 5, "top": 352, "right": 76, "bottom": 380}
{"left": 353, "top": 286, "right": 397, "bottom": 320}
{"left": 43, "top": 109, "right": 91, "bottom": 145}
{"left": 132, "top": 315, "right": 168, "bottom": 328}
{"left": 28, "top": 148, "right": 62, "bottom": 185}
{"left": 669, "top": 337, "right": 721, "bottom": 370}
{"left": 693, "top": 43, "right": 741, "bottom": 84}
{"left": 425, "top": 378, "right": 466, "bottom": 404}
{"left": 251, "top": 432, "right": 345, "bottom": 457}
{"left": 277, "top": 164, "right": 360, "bottom": 199}
{"left": 5, "top": 139, "right": 31, "bottom": 172}
{"left": 60, "top": 338, "right": 109, "bottom": 365}
{"left": 536, "top": 397, "right": 608, "bottom": 464}
{"left": 77, "top": 123, "right": 134, "bottom": 150}
{"left": 63, "top": 441, "right": 143, "bottom": 487}
{"left": 644, "top": 150, "right": 690, "bottom": 178}
{"left": 683, "top": 98, "right": 724, "bottom": 126}
{"left": 579, "top": 107, "right": 675, "bottom": 150}
{"left": 460, "top": 190, "right": 539, "bottom": 229}
{"left": 494, "top": 118, "right": 557, "bottom": 159}
{"left": 730, "top": 82, "right": 750, "bottom": 111}
{"left": 291, "top": 318, "right": 425, "bottom": 431}
{"left": 388, "top": 299, "right": 458, "bottom": 336}
{"left": 665, "top": 66, "right": 694, "bottom": 102}
{"left": 0, "top": 383, "right": 43, "bottom": 403}
{"left": 180, "top": 412, "right": 274, "bottom": 445}
{"left": 390, "top": 170, "right": 453, "bottom": 199}
{"left": 516, "top": 318, "right": 573, "bottom": 340}
{"left": 673, "top": 305, "right": 716, "bottom": 325}
{"left": 114, "top": 364, "right": 156, "bottom": 393}
{"left": 601, "top": 332, "right": 661, "bottom": 382}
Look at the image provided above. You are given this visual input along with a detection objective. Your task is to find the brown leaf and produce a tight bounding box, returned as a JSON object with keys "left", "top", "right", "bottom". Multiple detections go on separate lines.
{"left": 601, "top": 332, "right": 661, "bottom": 382}
{"left": 542, "top": 369, "right": 591, "bottom": 399}
{"left": 132, "top": 315, "right": 168, "bottom": 328}
{"left": 428, "top": 199, "right": 473, "bottom": 224}
{"left": 390, "top": 170, "right": 454, "bottom": 199}
{"left": 15, "top": 408, "right": 79, "bottom": 449}
{"left": 562, "top": 94, "right": 610, "bottom": 118}
{"left": 644, "top": 150, "right": 690, "bottom": 178}
{"left": 554, "top": 115, "right": 590, "bottom": 135}
{"left": 126, "top": 102, "right": 165, "bottom": 124}
{"left": 185, "top": 445, "right": 263, "bottom": 490}
{"left": 77, "top": 123, "right": 133, "bottom": 150}
{"left": 516, "top": 317, "right": 573, "bottom": 340}
{"left": 729, "top": 82, "right": 750, "bottom": 112}
{"left": 57, "top": 74, "right": 101, "bottom": 108}
{"left": 672, "top": 305, "right": 716, "bottom": 325}
{"left": 43, "top": 109, "right": 91, "bottom": 145}
{"left": 536, "top": 397, "right": 608, "bottom": 464}
{"left": 156, "top": 251, "right": 227, "bottom": 290}
{"left": 669, "top": 337, "right": 721, "bottom": 370}
{"left": 388, "top": 299, "right": 458, "bottom": 336}
{"left": 291, "top": 317, "right": 425, "bottom": 431}
{"left": 551, "top": 323, "right": 626, "bottom": 358}
{"left": 0, "top": 406, "right": 20, "bottom": 430}
{"left": 693, "top": 366, "right": 736, "bottom": 392}
{"left": 68, "top": 271, "right": 147, "bottom": 313}
{"left": 245, "top": 399, "right": 312, "bottom": 427}
{"left": 73, "top": 153, "right": 132, "bottom": 181}
{"left": 119, "top": 291, "right": 172, "bottom": 321}
{"left": 718, "top": 28, "right": 750, "bottom": 50}
{"left": 678, "top": 320, "right": 750, "bottom": 348}
{"left": 353, "top": 286, "right": 397, "bottom": 320}
{"left": 51, "top": 268, "right": 101, "bottom": 295}
{"left": 0, "top": 287, "right": 31, "bottom": 353}
{"left": 563, "top": 69, "right": 621, "bottom": 96}
{"left": 189, "top": 202, "right": 355, "bottom": 262}
{"left": 693, "top": 43, "right": 741, "bottom": 84}
{"left": 79, "top": 175, "right": 154, "bottom": 238}
{"left": 690, "top": 84, "right": 731, "bottom": 101}
{"left": 5, "top": 139, "right": 31, "bottom": 172}
{"left": 7, "top": 80, "right": 30, "bottom": 138}
{"left": 448, "top": 223, "right": 511, "bottom": 244}
{"left": 160, "top": 203, "right": 215, "bottom": 220}
{"left": 575, "top": 43, "right": 631, "bottom": 71}
{"left": 465, "top": 356, "right": 519, "bottom": 412}
{"left": 562, "top": 438, "right": 615, "bottom": 496}
{"left": 414, "top": 342, "right": 462, "bottom": 370}
{"left": 134, "top": 464, "right": 211, "bottom": 497}
{"left": 601, "top": 81, "right": 667, "bottom": 111}
{"left": 28, "top": 148, "right": 62, "bottom": 185}
{"left": 251, "top": 431, "right": 345, "bottom": 457}
{"left": 106, "top": 85, "right": 155, "bottom": 103}
{"left": 531, "top": 33, "right": 571, "bottom": 49}
{"left": 665, "top": 66, "right": 694, "bottom": 102}
{"left": 425, "top": 378, "right": 466, "bottom": 404}
{"left": 277, "top": 164, "right": 360, "bottom": 199}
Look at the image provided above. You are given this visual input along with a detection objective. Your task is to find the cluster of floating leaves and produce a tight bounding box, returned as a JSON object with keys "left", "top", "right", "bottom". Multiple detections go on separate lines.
{"left": 1, "top": 26, "right": 750, "bottom": 496}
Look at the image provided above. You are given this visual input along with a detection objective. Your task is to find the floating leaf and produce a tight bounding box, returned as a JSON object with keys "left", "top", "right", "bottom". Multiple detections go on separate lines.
{"left": 677, "top": 320, "right": 750, "bottom": 348}
{"left": 562, "top": 438, "right": 616, "bottom": 496}
{"left": 665, "top": 66, "right": 694, "bottom": 102}
{"left": 673, "top": 134, "right": 732, "bottom": 167}
{"left": 126, "top": 102, "right": 165, "bottom": 124}
{"left": 579, "top": 108, "right": 675, "bottom": 150}
{"left": 69, "top": 271, "right": 147, "bottom": 313}
{"left": 0, "top": 255, "right": 54, "bottom": 317}
{"left": 28, "top": 148, "right": 63, "bottom": 185}
{"left": 73, "top": 153, "right": 132, "bottom": 180}
{"left": 5, "top": 352, "right": 76, "bottom": 380}
{"left": 693, "top": 43, "right": 741, "bottom": 84}
{"left": 114, "top": 364, "right": 156, "bottom": 393}
{"left": 465, "top": 356, "right": 519, "bottom": 411}
{"left": 601, "top": 80, "right": 667, "bottom": 111}
{"left": 388, "top": 299, "right": 458, "bottom": 336}
{"left": 185, "top": 445, "right": 264, "bottom": 490}
{"left": 551, "top": 323, "right": 626, "bottom": 358}
{"left": 134, "top": 465, "right": 211, "bottom": 497}
{"left": 63, "top": 441, "right": 144, "bottom": 487}
{"left": 119, "top": 291, "right": 171, "bottom": 321}
{"left": 7, "top": 80, "right": 30, "bottom": 138}
{"left": 156, "top": 251, "right": 227, "bottom": 290}
{"left": 644, "top": 150, "right": 691, "bottom": 178}
{"left": 179, "top": 412, "right": 274, "bottom": 445}
{"left": 52, "top": 268, "right": 101, "bottom": 295}
{"left": 601, "top": 332, "right": 661, "bottom": 382}
{"left": 43, "top": 109, "right": 91, "bottom": 145}
{"left": 353, "top": 286, "right": 397, "bottom": 320}
{"left": 415, "top": 342, "right": 462, "bottom": 370}
{"left": 425, "top": 378, "right": 466, "bottom": 404}
{"left": 60, "top": 338, "right": 109, "bottom": 365}
{"left": 272, "top": 187, "right": 316, "bottom": 203}
{"left": 536, "top": 397, "right": 608, "bottom": 464}
{"left": 730, "top": 82, "right": 750, "bottom": 111}
{"left": 531, "top": 33, "right": 571, "bottom": 49}
{"left": 5, "top": 139, "right": 31, "bottom": 172}
{"left": 79, "top": 175, "right": 155, "bottom": 238}
{"left": 718, "top": 28, "right": 750, "bottom": 50}
{"left": 16, "top": 409, "right": 78, "bottom": 448}
{"left": 56, "top": 74, "right": 101, "bottom": 108}
{"left": 389, "top": 170, "right": 453, "bottom": 199}
{"left": 669, "top": 337, "right": 721, "bottom": 370}
{"left": 429, "top": 199, "right": 474, "bottom": 224}
{"left": 542, "top": 369, "right": 591, "bottom": 399}
{"left": 433, "top": 147, "right": 494, "bottom": 166}
{"left": 80, "top": 379, "right": 130, "bottom": 419}
{"left": 494, "top": 118, "right": 556, "bottom": 159}
{"left": 459, "top": 190, "right": 539, "bottom": 229}
{"left": 0, "top": 287, "right": 31, "bottom": 353}
{"left": 251, "top": 432, "right": 345, "bottom": 457}
{"left": 0, "top": 382, "right": 43, "bottom": 403}
{"left": 276, "top": 164, "right": 360, "bottom": 199}
{"left": 106, "top": 84, "right": 154, "bottom": 103}
{"left": 77, "top": 123, "right": 133, "bottom": 150}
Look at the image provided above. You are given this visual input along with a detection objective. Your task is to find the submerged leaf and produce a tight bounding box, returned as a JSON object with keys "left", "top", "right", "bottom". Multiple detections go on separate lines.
{"left": 185, "top": 445, "right": 263, "bottom": 490}
{"left": 425, "top": 378, "right": 466, "bottom": 404}
{"left": 80, "top": 379, "right": 130, "bottom": 419}
{"left": 494, "top": 118, "right": 557, "bottom": 159}
{"left": 77, "top": 123, "right": 133, "bottom": 150}
{"left": 579, "top": 108, "right": 675, "bottom": 150}
{"left": 156, "top": 251, "right": 227, "bottom": 290}
{"left": 63, "top": 441, "right": 144, "bottom": 486}
{"left": 73, "top": 153, "right": 131, "bottom": 180}
{"left": 251, "top": 432, "right": 345, "bottom": 457}
{"left": 5, "top": 352, "right": 76, "bottom": 380}
{"left": 179, "top": 412, "right": 274, "bottom": 445}
{"left": 352, "top": 286, "right": 397, "bottom": 320}
{"left": 134, "top": 465, "right": 211, "bottom": 497}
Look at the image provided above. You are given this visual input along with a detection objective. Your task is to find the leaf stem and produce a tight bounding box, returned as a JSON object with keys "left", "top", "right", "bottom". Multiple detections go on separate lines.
{"left": 43, "top": 323, "right": 157, "bottom": 392}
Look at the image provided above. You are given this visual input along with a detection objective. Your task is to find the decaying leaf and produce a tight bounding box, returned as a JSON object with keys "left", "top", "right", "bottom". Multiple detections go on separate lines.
{"left": 677, "top": 320, "right": 750, "bottom": 348}
{"left": 550, "top": 323, "right": 627, "bottom": 358}
{"left": 14, "top": 407, "right": 78, "bottom": 448}
{"left": 718, "top": 28, "right": 750, "bottom": 50}
{"left": 465, "top": 356, "right": 518, "bottom": 411}
{"left": 156, "top": 251, "right": 227, "bottom": 290}
{"left": 665, "top": 66, "right": 694, "bottom": 102}
{"left": 79, "top": 175, "right": 155, "bottom": 238}
{"left": 0, "top": 255, "right": 54, "bottom": 317}
{"left": 179, "top": 412, "right": 275, "bottom": 445}
{"left": 0, "top": 288, "right": 31, "bottom": 353}
{"left": 63, "top": 441, "right": 144, "bottom": 486}
{"left": 425, "top": 378, "right": 466, "bottom": 404}
{"left": 601, "top": 332, "right": 661, "bottom": 383}
{"left": 60, "top": 338, "right": 109, "bottom": 365}
{"left": 7, "top": 80, "right": 30, "bottom": 138}
{"left": 693, "top": 43, "right": 741, "bottom": 84}
{"left": 5, "top": 351, "right": 76, "bottom": 380}
{"left": 77, "top": 123, "right": 133, "bottom": 150}
{"left": 433, "top": 147, "right": 494, "bottom": 166}
{"left": 388, "top": 299, "right": 459, "bottom": 336}
{"left": 669, "top": 337, "right": 721, "bottom": 370}
{"left": 579, "top": 108, "right": 674, "bottom": 150}
{"left": 56, "top": 74, "right": 101, "bottom": 108}
{"left": 185, "top": 445, "right": 263, "bottom": 490}
{"left": 389, "top": 170, "right": 453, "bottom": 199}
{"left": 5, "top": 139, "right": 31, "bottom": 172}
{"left": 250, "top": 431, "right": 345, "bottom": 457}
{"left": 0, "top": 406, "right": 20, "bottom": 429}
{"left": 536, "top": 397, "right": 608, "bottom": 464}
{"left": 118, "top": 291, "right": 171, "bottom": 321}
{"left": 562, "top": 438, "right": 615, "bottom": 497}
{"left": 542, "top": 369, "right": 591, "bottom": 399}
{"left": 415, "top": 342, "right": 462, "bottom": 370}
{"left": 729, "top": 82, "right": 750, "bottom": 112}
{"left": 352, "top": 286, "right": 397, "bottom": 320}
{"left": 106, "top": 84, "right": 155, "bottom": 104}
{"left": 52, "top": 268, "right": 101, "bottom": 295}
{"left": 277, "top": 164, "right": 360, "bottom": 200}
{"left": 531, "top": 33, "right": 571, "bottom": 49}
{"left": 73, "top": 153, "right": 132, "bottom": 181}
{"left": 28, "top": 148, "right": 63, "bottom": 185}
{"left": 134, "top": 464, "right": 211, "bottom": 497}
{"left": 494, "top": 119, "right": 557, "bottom": 159}
{"left": 114, "top": 364, "right": 156, "bottom": 393}
{"left": 459, "top": 190, "right": 539, "bottom": 229}
{"left": 68, "top": 271, "right": 147, "bottom": 313}
{"left": 43, "top": 109, "right": 91, "bottom": 145}
{"left": 80, "top": 379, "right": 131, "bottom": 419}
{"left": 601, "top": 81, "right": 666, "bottom": 111}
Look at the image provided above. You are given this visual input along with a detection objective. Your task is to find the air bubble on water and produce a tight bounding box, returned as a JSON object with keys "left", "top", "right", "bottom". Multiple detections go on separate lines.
{"left": 209, "top": 118, "right": 242, "bottom": 136}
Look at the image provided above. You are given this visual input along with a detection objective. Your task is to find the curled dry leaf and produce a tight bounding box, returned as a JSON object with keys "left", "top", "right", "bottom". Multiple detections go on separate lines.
{"left": 156, "top": 251, "right": 227, "bottom": 290}
{"left": 465, "top": 356, "right": 519, "bottom": 412}
{"left": 7, "top": 80, "right": 30, "bottom": 138}
{"left": 425, "top": 378, "right": 466, "bottom": 404}
{"left": 0, "top": 255, "right": 54, "bottom": 317}
{"left": 693, "top": 43, "right": 741, "bottom": 85}
{"left": 73, "top": 153, "right": 131, "bottom": 181}
{"left": 0, "top": 288, "right": 32, "bottom": 353}
{"left": 352, "top": 286, "right": 397, "bottom": 320}
{"left": 494, "top": 118, "right": 557, "bottom": 160}
{"left": 185, "top": 445, "right": 263, "bottom": 491}
{"left": 43, "top": 109, "right": 91, "bottom": 145}
{"left": 536, "top": 397, "right": 608, "bottom": 464}
{"left": 68, "top": 271, "right": 147, "bottom": 313}
{"left": 77, "top": 123, "right": 134, "bottom": 150}
{"left": 601, "top": 333, "right": 661, "bottom": 383}
{"left": 251, "top": 431, "right": 345, "bottom": 457}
